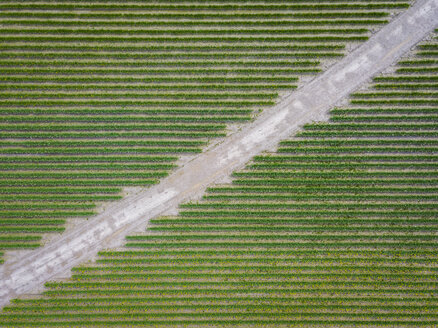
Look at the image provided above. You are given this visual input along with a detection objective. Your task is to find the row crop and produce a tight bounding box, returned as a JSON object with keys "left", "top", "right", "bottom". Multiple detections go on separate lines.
{"left": 276, "top": 146, "right": 438, "bottom": 153}
{"left": 0, "top": 123, "right": 227, "bottom": 131}
{"left": 0, "top": 36, "right": 368, "bottom": 42}
{"left": 0, "top": 140, "right": 205, "bottom": 147}
{"left": 207, "top": 186, "right": 438, "bottom": 194}
{"left": 0, "top": 59, "right": 320, "bottom": 67}
{"left": 0, "top": 180, "right": 158, "bottom": 186}
{"left": 0, "top": 147, "right": 204, "bottom": 154}
{"left": 0, "top": 52, "right": 344, "bottom": 59}
{"left": 253, "top": 154, "right": 438, "bottom": 162}
{"left": 0, "top": 28, "right": 369, "bottom": 35}
{"left": 0, "top": 19, "right": 390, "bottom": 27}
{"left": 0, "top": 3, "right": 408, "bottom": 10}
{"left": 0, "top": 163, "right": 176, "bottom": 171}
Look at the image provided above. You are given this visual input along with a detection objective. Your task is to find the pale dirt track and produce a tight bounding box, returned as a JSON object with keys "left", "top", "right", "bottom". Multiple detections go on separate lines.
{"left": 1, "top": 0, "right": 437, "bottom": 308}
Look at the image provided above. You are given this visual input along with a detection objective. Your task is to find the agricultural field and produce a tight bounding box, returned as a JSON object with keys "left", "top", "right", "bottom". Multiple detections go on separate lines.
{"left": 1, "top": 25, "right": 437, "bottom": 328}
{"left": 0, "top": 0, "right": 412, "bottom": 263}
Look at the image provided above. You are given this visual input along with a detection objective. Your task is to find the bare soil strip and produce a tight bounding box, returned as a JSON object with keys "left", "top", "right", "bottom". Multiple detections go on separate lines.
{"left": 1, "top": 0, "right": 437, "bottom": 309}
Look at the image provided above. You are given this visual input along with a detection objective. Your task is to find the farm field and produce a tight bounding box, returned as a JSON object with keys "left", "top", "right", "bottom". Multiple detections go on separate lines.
{"left": 0, "top": 0, "right": 413, "bottom": 263}
{"left": 1, "top": 26, "right": 437, "bottom": 328}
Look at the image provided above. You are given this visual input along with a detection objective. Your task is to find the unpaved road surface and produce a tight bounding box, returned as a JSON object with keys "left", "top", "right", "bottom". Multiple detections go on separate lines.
{"left": 1, "top": 0, "right": 437, "bottom": 308}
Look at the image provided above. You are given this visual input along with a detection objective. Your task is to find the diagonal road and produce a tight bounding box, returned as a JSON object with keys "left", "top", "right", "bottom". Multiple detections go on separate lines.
{"left": 1, "top": 0, "right": 437, "bottom": 308}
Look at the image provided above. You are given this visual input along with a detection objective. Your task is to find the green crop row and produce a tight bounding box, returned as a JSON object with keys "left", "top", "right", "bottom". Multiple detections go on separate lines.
{"left": 0, "top": 116, "right": 251, "bottom": 123}
{"left": 0, "top": 0, "right": 410, "bottom": 3}
{"left": 277, "top": 146, "right": 438, "bottom": 153}
{"left": 304, "top": 123, "right": 438, "bottom": 130}
{"left": 6, "top": 303, "right": 438, "bottom": 313}
{"left": 351, "top": 91, "right": 438, "bottom": 98}
{"left": 0, "top": 10, "right": 391, "bottom": 18}
{"left": 330, "top": 107, "right": 438, "bottom": 114}
{"left": 279, "top": 139, "right": 438, "bottom": 146}
{"left": 156, "top": 216, "right": 438, "bottom": 225}
{"left": 331, "top": 116, "right": 438, "bottom": 122}
{"left": 203, "top": 194, "right": 438, "bottom": 202}
{"left": 180, "top": 202, "right": 437, "bottom": 210}
{"left": 126, "top": 234, "right": 438, "bottom": 241}
{"left": 97, "top": 248, "right": 438, "bottom": 258}
{"left": 0, "top": 92, "right": 276, "bottom": 100}
{"left": 0, "top": 36, "right": 368, "bottom": 43}
{"left": 0, "top": 131, "right": 226, "bottom": 139}
{"left": 0, "top": 140, "right": 205, "bottom": 147}
{"left": 0, "top": 77, "right": 298, "bottom": 84}
{"left": 0, "top": 227, "right": 64, "bottom": 233}
{"left": 0, "top": 147, "right": 203, "bottom": 154}
{"left": 0, "top": 28, "right": 369, "bottom": 35}
{"left": 0, "top": 19, "right": 390, "bottom": 27}
{"left": 249, "top": 163, "right": 438, "bottom": 170}
{"left": 1, "top": 43, "right": 344, "bottom": 51}
{"left": 0, "top": 67, "right": 306, "bottom": 75}
{"left": 72, "top": 267, "right": 438, "bottom": 275}
{"left": 135, "top": 225, "right": 438, "bottom": 233}
{"left": 126, "top": 241, "right": 438, "bottom": 249}
{"left": 97, "top": 260, "right": 437, "bottom": 269}
{"left": 233, "top": 178, "right": 438, "bottom": 185}
{"left": 152, "top": 218, "right": 438, "bottom": 227}
{"left": 399, "top": 59, "right": 438, "bottom": 65}
{"left": 0, "top": 85, "right": 298, "bottom": 92}
{"left": 373, "top": 83, "right": 438, "bottom": 89}
{"left": 0, "top": 219, "right": 66, "bottom": 226}
{"left": 411, "top": 50, "right": 438, "bottom": 56}
{"left": 207, "top": 185, "right": 438, "bottom": 194}
{"left": 0, "top": 3, "right": 408, "bottom": 10}
{"left": 253, "top": 154, "right": 438, "bottom": 162}
{"left": 69, "top": 273, "right": 437, "bottom": 284}
{"left": 0, "top": 203, "right": 95, "bottom": 210}
{"left": 352, "top": 99, "right": 438, "bottom": 105}
{"left": 235, "top": 170, "right": 438, "bottom": 178}
{"left": 0, "top": 163, "right": 176, "bottom": 171}
{"left": 0, "top": 108, "right": 252, "bottom": 115}
{"left": 0, "top": 123, "right": 226, "bottom": 131}
{"left": 9, "top": 295, "right": 436, "bottom": 307}
{"left": 0, "top": 210, "right": 95, "bottom": 218}
{"left": 373, "top": 76, "right": 438, "bottom": 82}
{"left": 0, "top": 156, "right": 177, "bottom": 163}
{"left": 297, "top": 131, "right": 438, "bottom": 137}
{"left": 397, "top": 67, "right": 438, "bottom": 73}
{"left": 0, "top": 195, "right": 122, "bottom": 202}
{"left": 0, "top": 187, "right": 121, "bottom": 194}
{"left": 151, "top": 220, "right": 438, "bottom": 230}
{"left": 43, "top": 280, "right": 437, "bottom": 289}
{"left": 0, "top": 100, "right": 275, "bottom": 107}
{"left": 0, "top": 243, "right": 40, "bottom": 249}
{"left": 0, "top": 171, "right": 168, "bottom": 178}
{"left": 178, "top": 209, "right": 438, "bottom": 217}
{"left": 0, "top": 12, "right": 389, "bottom": 21}
{"left": 0, "top": 180, "right": 158, "bottom": 187}
{"left": 94, "top": 257, "right": 437, "bottom": 266}
{"left": 0, "top": 59, "right": 320, "bottom": 67}
{"left": 40, "top": 286, "right": 438, "bottom": 295}
{"left": 418, "top": 44, "right": 438, "bottom": 50}
{"left": 0, "top": 236, "right": 41, "bottom": 242}
{"left": 1, "top": 52, "right": 344, "bottom": 60}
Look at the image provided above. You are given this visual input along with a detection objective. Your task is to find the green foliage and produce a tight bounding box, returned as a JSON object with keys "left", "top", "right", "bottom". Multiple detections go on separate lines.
{"left": 3, "top": 2, "right": 438, "bottom": 328}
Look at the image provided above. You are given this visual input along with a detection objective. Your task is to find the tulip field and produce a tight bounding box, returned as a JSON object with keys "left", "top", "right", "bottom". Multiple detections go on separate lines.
{"left": 0, "top": 0, "right": 412, "bottom": 263}
{"left": 1, "top": 21, "right": 436, "bottom": 327}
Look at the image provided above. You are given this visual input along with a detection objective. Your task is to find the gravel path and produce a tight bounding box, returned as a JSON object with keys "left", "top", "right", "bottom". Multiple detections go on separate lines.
{"left": 1, "top": 0, "right": 437, "bottom": 308}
